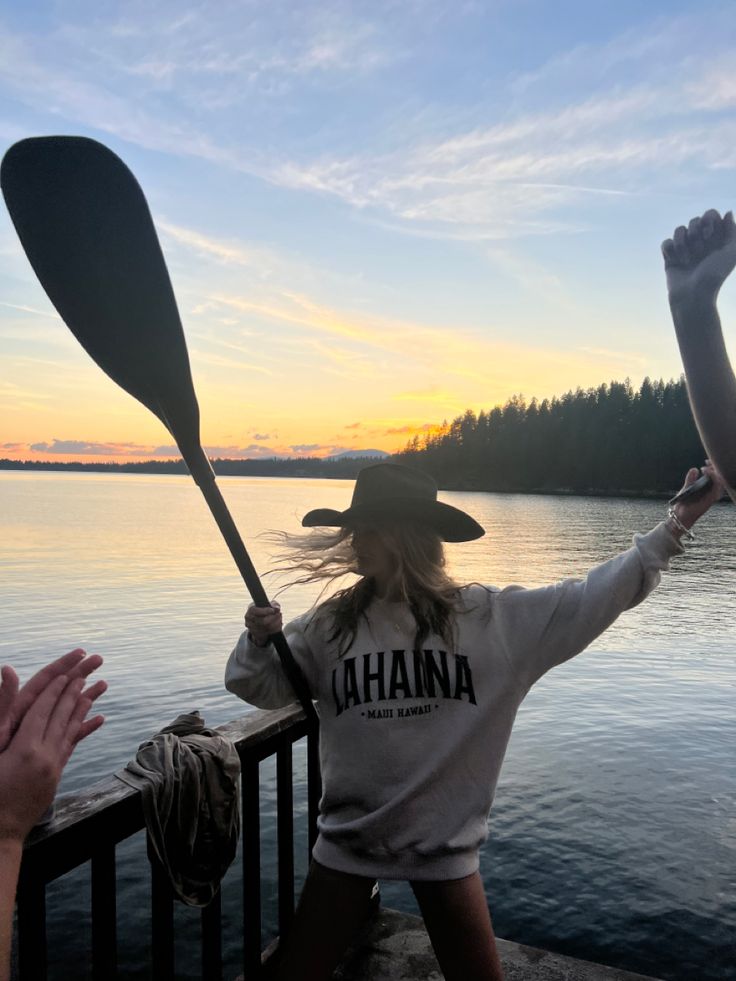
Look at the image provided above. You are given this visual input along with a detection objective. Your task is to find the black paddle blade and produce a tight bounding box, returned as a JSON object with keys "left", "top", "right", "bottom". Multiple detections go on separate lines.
{"left": 1, "top": 136, "right": 201, "bottom": 454}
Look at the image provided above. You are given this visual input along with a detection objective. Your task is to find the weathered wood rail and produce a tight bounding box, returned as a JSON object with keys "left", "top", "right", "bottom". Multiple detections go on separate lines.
{"left": 16, "top": 704, "right": 320, "bottom": 980}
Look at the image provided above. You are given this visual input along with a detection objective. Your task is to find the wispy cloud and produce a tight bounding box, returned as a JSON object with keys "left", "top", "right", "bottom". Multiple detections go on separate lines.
{"left": 205, "top": 283, "right": 658, "bottom": 396}
{"left": 385, "top": 422, "right": 443, "bottom": 435}
{"left": 266, "top": 14, "right": 736, "bottom": 239}
{"left": 108, "top": 6, "right": 394, "bottom": 86}
{"left": 508, "top": 8, "right": 733, "bottom": 99}
{"left": 3, "top": 5, "right": 733, "bottom": 247}
{"left": 0, "top": 302, "right": 60, "bottom": 320}
{"left": 159, "top": 221, "right": 283, "bottom": 275}
{"left": 486, "top": 246, "right": 575, "bottom": 308}
{"left": 189, "top": 347, "right": 274, "bottom": 375}
{"left": 13, "top": 436, "right": 355, "bottom": 461}
{"left": 0, "top": 32, "right": 219, "bottom": 163}
{"left": 686, "top": 59, "right": 736, "bottom": 111}
{"left": 29, "top": 438, "right": 168, "bottom": 456}
{"left": 272, "top": 103, "right": 736, "bottom": 238}
{"left": 0, "top": 4, "right": 395, "bottom": 166}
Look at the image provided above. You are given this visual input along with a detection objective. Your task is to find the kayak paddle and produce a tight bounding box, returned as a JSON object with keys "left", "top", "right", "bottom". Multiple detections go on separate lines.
{"left": 1, "top": 135, "right": 317, "bottom": 723}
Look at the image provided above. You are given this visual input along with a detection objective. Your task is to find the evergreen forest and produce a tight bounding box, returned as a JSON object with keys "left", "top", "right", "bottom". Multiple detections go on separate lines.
{"left": 393, "top": 377, "right": 705, "bottom": 496}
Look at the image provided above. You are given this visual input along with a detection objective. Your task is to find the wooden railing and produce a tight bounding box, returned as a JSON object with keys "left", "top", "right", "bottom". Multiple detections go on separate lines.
{"left": 16, "top": 705, "right": 321, "bottom": 980}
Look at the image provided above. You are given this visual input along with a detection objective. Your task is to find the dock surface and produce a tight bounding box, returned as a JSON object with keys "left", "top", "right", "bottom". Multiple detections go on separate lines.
{"left": 333, "top": 908, "right": 663, "bottom": 981}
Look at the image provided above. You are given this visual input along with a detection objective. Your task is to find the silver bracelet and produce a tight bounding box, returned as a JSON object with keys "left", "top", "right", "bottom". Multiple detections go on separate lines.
{"left": 667, "top": 506, "right": 695, "bottom": 542}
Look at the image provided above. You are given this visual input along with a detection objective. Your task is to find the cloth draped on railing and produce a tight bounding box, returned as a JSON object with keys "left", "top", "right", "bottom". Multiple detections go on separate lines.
{"left": 116, "top": 710, "right": 241, "bottom": 907}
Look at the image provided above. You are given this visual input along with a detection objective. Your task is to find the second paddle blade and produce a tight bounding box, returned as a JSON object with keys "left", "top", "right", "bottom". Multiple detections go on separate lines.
{"left": 1, "top": 135, "right": 201, "bottom": 453}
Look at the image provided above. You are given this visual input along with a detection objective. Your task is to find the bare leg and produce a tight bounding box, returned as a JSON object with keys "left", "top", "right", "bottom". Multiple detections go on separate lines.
{"left": 411, "top": 872, "right": 505, "bottom": 981}
{"left": 273, "top": 860, "right": 376, "bottom": 981}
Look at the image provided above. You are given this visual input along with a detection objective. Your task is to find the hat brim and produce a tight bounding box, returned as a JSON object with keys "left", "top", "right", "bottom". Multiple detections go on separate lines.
{"left": 302, "top": 498, "right": 485, "bottom": 543}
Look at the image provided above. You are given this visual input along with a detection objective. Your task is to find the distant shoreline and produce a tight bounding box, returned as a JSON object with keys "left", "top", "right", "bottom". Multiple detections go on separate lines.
{"left": 0, "top": 458, "right": 689, "bottom": 500}
{"left": 0, "top": 456, "right": 382, "bottom": 479}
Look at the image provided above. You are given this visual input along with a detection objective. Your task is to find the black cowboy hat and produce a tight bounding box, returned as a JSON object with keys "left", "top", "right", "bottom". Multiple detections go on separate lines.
{"left": 302, "top": 462, "right": 485, "bottom": 543}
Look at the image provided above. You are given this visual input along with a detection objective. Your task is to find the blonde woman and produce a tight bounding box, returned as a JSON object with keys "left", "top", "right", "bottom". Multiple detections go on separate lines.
{"left": 226, "top": 462, "right": 721, "bottom": 981}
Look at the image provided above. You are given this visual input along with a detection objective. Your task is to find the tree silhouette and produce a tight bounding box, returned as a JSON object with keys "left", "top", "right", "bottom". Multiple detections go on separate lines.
{"left": 393, "top": 376, "right": 705, "bottom": 495}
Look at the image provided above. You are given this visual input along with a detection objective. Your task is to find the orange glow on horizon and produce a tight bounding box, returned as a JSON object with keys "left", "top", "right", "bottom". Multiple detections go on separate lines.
{"left": 0, "top": 416, "right": 455, "bottom": 463}
{"left": 0, "top": 423, "right": 448, "bottom": 464}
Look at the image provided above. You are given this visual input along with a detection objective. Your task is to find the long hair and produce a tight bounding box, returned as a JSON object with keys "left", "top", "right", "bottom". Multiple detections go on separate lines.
{"left": 267, "top": 521, "right": 462, "bottom": 655}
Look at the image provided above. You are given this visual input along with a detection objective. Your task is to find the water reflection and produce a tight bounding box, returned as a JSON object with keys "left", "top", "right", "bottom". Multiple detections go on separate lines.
{"left": 1, "top": 471, "right": 734, "bottom": 979}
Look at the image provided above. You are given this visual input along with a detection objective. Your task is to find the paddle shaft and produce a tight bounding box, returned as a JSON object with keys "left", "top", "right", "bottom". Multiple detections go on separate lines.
{"left": 186, "top": 446, "right": 318, "bottom": 724}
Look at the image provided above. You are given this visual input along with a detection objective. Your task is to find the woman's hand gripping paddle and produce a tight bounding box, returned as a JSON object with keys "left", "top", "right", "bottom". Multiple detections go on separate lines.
{"left": 1, "top": 135, "right": 317, "bottom": 724}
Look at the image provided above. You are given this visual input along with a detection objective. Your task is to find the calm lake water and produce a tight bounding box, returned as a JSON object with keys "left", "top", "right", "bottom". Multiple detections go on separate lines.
{"left": 2, "top": 471, "right": 735, "bottom": 980}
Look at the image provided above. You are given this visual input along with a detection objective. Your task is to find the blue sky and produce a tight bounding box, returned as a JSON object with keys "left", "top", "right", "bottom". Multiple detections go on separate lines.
{"left": 1, "top": 0, "right": 735, "bottom": 460}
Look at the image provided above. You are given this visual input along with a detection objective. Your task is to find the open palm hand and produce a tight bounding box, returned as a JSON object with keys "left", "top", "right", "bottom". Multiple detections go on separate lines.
{"left": 0, "top": 650, "right": 105, "bottom": 753}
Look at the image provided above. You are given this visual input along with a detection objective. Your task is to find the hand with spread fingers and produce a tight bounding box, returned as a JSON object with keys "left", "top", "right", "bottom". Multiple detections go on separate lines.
{"left": 663, "top": 208, "right": 736, "bottom": 501}
{"left": 0, "top": 651, "right": 106, "bottom": 981}
{"left": 0, "top": 648, "right": 106, "bottom": 754}
{"left": 0, "top": 667, "right": 104, "bottom": 842}
{"left": 245, "top": 602, "right": 283, "bottom": 648}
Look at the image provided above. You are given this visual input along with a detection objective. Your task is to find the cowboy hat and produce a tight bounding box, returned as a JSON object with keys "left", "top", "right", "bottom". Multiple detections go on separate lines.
{"left": 302, "top": 462, "right": 485, "bottom": 542}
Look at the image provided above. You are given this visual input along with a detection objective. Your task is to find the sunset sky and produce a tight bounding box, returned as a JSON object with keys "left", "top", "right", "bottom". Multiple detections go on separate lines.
{"left": 1, "top": 0, "right": 736, "bottom": 462}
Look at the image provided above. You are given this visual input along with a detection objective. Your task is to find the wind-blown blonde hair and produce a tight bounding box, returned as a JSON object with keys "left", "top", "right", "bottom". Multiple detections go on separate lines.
{"left": 268, "top": 521, "right": 462, "bottom": 655}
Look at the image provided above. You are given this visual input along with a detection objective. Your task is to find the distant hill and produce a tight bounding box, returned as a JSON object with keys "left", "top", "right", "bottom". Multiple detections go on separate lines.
{"left": 328, "top": 449, "right": 390, "bottom": 460}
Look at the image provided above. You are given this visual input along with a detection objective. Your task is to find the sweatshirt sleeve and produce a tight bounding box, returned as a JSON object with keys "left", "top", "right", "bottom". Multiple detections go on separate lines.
{"left": 224, "top": 612, "right": 315, "bottom": 710}
{"left": 493, "top": 522, "right": 684, "bottom": 691}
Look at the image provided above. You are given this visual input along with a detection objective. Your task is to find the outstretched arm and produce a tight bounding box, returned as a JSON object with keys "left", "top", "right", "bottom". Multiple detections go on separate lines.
{"left": 663, "top": 209, "right": 736, "bottom": 499}
{"left": 498, "top": 465, "right": 724, "bottom": 690}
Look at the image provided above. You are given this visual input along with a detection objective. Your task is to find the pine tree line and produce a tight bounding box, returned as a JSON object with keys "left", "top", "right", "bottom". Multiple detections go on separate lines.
{"left": 393, "top": 377, "right": 705, "bottom": 495}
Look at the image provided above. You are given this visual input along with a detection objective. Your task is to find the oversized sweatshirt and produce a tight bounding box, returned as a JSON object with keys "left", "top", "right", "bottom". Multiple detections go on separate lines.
{"left": 225, "top": 523, "right": 683, "bottom": 881}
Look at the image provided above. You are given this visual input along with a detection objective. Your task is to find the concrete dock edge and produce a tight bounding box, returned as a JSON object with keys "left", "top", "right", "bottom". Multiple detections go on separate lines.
{"left": 333, "top": 907, "right": 664, "bottom": 981}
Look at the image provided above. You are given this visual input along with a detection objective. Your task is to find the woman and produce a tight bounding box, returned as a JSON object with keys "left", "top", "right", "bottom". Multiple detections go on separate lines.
{"left": 225, "top": 461, "right": 722, "bottom": 981}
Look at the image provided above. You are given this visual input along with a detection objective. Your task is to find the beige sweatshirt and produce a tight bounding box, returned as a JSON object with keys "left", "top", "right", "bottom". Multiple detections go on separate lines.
{"left": 225, "top": 523, "right": 683, "bottom": 881}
